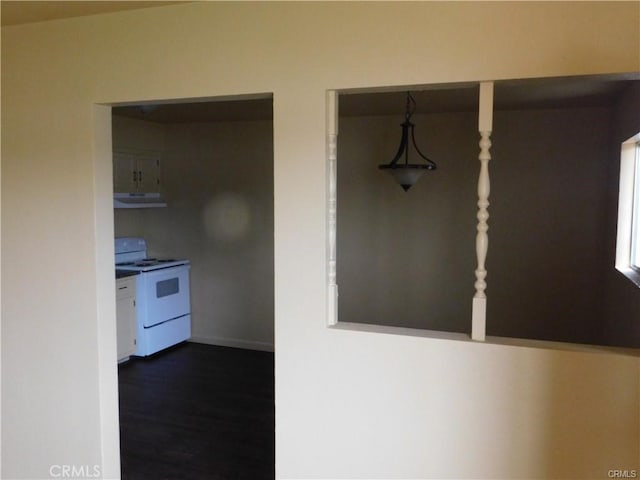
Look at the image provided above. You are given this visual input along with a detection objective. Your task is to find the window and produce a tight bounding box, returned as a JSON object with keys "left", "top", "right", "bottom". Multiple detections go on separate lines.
{"left": 616, "top": 133, "right": 640, "bottom": 286}
{"left": 631, "top": 141, "right": 640, "bottom": 269}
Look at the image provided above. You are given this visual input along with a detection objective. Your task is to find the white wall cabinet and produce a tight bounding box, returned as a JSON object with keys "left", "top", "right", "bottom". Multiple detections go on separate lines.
{"left": 113, "top": 149, "right": 161, "bottom": 193}
{"left": 116, "top": 276, "right": 137, "bottom": 361}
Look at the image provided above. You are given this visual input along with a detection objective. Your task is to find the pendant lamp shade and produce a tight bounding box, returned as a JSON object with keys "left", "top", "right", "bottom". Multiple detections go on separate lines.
{"left": 382, "top": 165, "right": 430, "bottom": 192}
{"left": 378, "top": 92, "right": 436, "bottom": 191}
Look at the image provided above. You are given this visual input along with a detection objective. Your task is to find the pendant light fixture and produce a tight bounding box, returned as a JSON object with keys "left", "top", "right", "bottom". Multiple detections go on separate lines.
{"left": 378, "top": 91, "right": 437, "bottom": 191}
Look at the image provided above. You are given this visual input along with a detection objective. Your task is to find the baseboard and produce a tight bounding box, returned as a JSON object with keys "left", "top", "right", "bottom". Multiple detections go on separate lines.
{"left": 189, "top": 335, "right": 274, "bottom": 352}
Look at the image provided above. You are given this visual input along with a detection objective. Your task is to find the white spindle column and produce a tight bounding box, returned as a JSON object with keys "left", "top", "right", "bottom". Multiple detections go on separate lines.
{"left": 327, "top": 90, "right": 339, "bottom": 325}
{"left": 472, "top": 82, "right": 494, "bottom": 341}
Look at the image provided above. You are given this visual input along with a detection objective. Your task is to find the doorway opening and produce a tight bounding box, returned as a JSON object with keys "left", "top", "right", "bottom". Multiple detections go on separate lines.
{"left": 111, "top": 94, "right": 275, "bottom": 479}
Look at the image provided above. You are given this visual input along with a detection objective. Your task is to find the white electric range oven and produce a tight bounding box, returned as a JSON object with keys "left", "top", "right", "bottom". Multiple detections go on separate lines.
{"left": 115, "top": 237, "right": 191, "bottom": 356}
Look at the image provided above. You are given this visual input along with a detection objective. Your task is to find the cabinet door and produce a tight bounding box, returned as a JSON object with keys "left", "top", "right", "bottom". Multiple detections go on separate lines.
{"left": 135, "top": 154, "right": 161, "bottom": 192}
{"left": 113, "top": 150, "right": 162, "bottom": 193}
{"left": 113, "top": 152, "right": 138, "bottom": 193}
{"left": 116, "top": 279, "right": 137, "bottom": 361}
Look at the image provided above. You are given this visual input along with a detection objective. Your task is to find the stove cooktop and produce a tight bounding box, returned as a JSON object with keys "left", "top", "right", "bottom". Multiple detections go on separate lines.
{"left": 116, "top": 258, "right": 189, "bottom": 272}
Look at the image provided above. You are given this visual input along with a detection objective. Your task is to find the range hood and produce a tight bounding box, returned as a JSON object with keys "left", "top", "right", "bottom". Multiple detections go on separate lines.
{"left": 114, "top": 192, "right": 167, "bottom": 209}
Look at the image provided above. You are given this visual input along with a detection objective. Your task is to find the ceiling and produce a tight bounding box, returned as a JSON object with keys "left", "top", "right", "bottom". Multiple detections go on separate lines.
{"left": 5, "top": 3, "right": 636, "bottom": 123}
{"left": 0, "top": 1, "right": 185, "bottom": 26}
{"left": 340, "top": 75, "right": 639, "bottom": 116}
{"left": 112, "top": 75, "right": 639, "bottom": 124}
{"left": 114, "top": 97, "right": 275, "bottom": 123}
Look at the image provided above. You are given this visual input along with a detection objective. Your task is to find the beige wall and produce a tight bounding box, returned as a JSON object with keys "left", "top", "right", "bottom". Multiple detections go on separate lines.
{"left": 2, "top": 2, "right": 639, "bottom": 479}
{"left": 113, "top": 115, "right": 275, "bottom": 351}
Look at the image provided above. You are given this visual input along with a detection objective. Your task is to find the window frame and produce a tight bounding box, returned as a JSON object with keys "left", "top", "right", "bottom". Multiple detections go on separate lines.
{"left": 615, "top": 132, "right": 640, "bottom": 286}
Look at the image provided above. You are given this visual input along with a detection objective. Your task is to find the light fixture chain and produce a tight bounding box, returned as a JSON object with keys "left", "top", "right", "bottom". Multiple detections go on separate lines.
{"left": 405, "top": 91, "right": 416, "bottom": 120}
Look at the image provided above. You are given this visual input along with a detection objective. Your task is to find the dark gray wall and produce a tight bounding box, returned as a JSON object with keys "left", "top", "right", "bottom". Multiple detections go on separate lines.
{"left": 602, "top": 82, "right": 640, "bottom": 348}
{"left": 337, "top": 112, "right": 477, "bottom": 333}
{"left": 114, "top": 116, "right": 275, "bottom": 350}
{"left": 338, "top": 102, "right": 639, "bottom": 347}
{"left": 487, "top": 107, "right": 610, "bottom": 344}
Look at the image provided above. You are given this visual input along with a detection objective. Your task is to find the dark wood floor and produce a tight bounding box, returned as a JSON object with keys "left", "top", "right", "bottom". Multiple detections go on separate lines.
{"left": 118, "top": 342, "right": 275, "bottom": 480}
